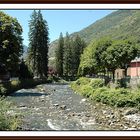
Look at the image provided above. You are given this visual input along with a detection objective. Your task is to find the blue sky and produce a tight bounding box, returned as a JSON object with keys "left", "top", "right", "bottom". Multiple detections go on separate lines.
{"left": 2, "top": 10, "right": 114, "bottom": 46}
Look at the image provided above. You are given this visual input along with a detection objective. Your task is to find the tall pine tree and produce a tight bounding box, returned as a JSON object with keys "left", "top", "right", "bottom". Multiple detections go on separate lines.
{"left": 63, "top": 32, "right": 72, "bottom": 78}
{"left": 27, "top": 10, "right": 49, "bottom": 78}
{"left": 71, "top": 35, "right": 86, "bottom": 77}
{"left": 55, "top": 32, "right": 64, "bottom": 77}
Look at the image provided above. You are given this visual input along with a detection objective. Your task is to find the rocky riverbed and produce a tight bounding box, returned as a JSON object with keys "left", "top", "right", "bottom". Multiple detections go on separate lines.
{"left": 5, "top": 83, "right": 140, "bottom": 130}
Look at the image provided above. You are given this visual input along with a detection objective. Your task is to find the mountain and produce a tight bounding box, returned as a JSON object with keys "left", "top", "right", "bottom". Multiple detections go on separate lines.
{"left": 49, "top": 10, "right": 140, "bottom": 58}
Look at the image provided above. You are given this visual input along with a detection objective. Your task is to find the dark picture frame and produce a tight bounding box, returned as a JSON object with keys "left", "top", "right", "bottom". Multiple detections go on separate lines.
{"left": 0, "top": 0, "right": 140, "bottom": 3}
{"left": 1, "top": 0, "right": 140, "bottom": 140}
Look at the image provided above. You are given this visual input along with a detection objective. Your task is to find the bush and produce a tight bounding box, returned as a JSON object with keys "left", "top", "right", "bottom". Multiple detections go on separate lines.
{"left": 116, "top": 78, "right": 130, "bottom": 88}
{"left": 71, "top": 77, "right": 140, "bottom": 108}
{"left": 89, "top": 78, "right": 104, "bottom": 88}
{"left": 80, "top": 85, "right": 94, "bottom": 97}
{"left": 0, "top": 98, "right": 21, "bottom": 130}
{"left": 75, "top": 77, "right": 91, "bottom": 86}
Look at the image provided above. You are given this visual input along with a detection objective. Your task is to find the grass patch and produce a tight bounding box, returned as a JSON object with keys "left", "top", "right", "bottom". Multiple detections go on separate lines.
{"left": 0, "top": 98, "right": 21, "bottom": 130}
{"left": 71, "top": 77, "right": 140, "bottom": 108}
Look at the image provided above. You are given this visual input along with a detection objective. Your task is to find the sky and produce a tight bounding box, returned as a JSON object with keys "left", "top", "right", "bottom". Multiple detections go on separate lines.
{"left": 2, "top": 10, "right": 115, "bottom": 46}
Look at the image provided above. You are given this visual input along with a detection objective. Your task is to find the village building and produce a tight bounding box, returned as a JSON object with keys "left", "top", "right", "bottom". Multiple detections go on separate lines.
{"left": 115, "top": 57, "right": 140, "bottom": 79}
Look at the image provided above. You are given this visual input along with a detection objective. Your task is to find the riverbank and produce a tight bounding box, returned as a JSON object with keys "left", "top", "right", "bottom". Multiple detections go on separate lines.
{"left": 70, "top": 77, "right": 140, "bottom": 109}
{"left": 0, "top": 78, "right": 51, "bottom": 96}
{"left": 0, "top": 78, "right": 51, "bottom": 130}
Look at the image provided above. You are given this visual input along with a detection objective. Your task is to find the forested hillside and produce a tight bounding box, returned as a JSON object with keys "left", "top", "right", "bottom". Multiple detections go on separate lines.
{"left": 49, "top": 10, "right": 140, "bottom": 58}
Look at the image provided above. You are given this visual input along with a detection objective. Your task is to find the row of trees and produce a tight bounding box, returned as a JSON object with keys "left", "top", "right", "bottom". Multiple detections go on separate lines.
{"left": 55, "top": 32, "right": 86, "bottom": 79}
{"left": 78, "top": 37, "right": 140, "bottom": 80}
{"left": 0, "top": 10, "right": 49, "bottom": 79}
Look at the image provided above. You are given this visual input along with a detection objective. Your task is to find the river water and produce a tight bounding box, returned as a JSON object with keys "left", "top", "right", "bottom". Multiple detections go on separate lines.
{"left": 6, "top": 83, "right": 140, "bottom": 130}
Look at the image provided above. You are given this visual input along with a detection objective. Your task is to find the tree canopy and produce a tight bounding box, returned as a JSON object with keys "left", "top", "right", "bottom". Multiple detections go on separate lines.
{"left": 27, "top": 10, "right": 49, "bottom": 78}
{"left": 78, "top": 37, "right": 140, "bottom": 79}
{"left": 0, "top": 11, "right": 23, "bottom": 76}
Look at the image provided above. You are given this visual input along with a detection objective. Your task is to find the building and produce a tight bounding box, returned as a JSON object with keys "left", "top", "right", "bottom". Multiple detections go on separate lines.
{"left": 115, "top": 57, "right": 140, "bottom": 79}
{"left": 115, "top": 68, "right": 130, "bottom": 79}
{"left": 129, "top": 57, "right": 140, "bottom": 78}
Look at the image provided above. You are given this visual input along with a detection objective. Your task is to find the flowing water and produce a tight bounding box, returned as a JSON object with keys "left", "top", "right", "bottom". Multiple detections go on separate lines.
{"left": 6, "top": 83, "right": 140, "bottom": 130}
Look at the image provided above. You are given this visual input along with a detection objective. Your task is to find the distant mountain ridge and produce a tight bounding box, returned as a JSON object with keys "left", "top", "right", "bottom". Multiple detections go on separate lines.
{"left": 49, "top": 10, "right": 140, "bottom": 58}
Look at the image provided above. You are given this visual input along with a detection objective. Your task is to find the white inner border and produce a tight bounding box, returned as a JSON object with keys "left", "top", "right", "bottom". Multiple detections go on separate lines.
{"left": 0, "top": 4, "right": 140, "bottom": 136}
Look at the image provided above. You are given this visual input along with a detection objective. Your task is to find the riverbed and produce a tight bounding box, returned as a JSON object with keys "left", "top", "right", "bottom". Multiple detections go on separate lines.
{"left": 6, "top": 83, "right": 140, "bottom": 130}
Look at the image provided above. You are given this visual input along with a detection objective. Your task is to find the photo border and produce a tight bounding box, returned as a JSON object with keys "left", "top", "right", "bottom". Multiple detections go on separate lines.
{"left": 1, "top": 1, "right": 140, "bottom": 140}
{"left": 1, "top": 0, "right": 140, "bottom": 4}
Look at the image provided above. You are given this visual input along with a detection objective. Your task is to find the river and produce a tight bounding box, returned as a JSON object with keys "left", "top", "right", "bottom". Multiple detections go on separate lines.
{"left": 6, "top": 83, "right": 140, "bottom": 130}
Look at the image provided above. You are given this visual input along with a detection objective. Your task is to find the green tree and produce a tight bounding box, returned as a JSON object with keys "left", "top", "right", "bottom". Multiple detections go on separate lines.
{"left": 19, "top": 59, "right": 33, "bottom": 79}
{"left": 55, "top": 32, "right": 64, "bottom": 77}
{"left": 106, "top": 39, "right": 139, "bottom": 77}
{"left": 71, "top": 35, "right": 86, "bottom": 77}
{"left": 63, "top": 32, "right": 72, "bottom": 78}
{"left": 78, "top": 42, "right": 97, "bottom": 76}
{"left": 27, "top": 10, "right": 49, "bottom": 78}
{"left": 0, "top": 11, "right": 23, "bottom": 76}
{"left": 94, "top": 38, "right": 112, "bottom": 75}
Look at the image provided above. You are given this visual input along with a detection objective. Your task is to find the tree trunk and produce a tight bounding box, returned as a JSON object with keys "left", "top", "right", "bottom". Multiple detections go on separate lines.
{"left": 124, "top": 68, "right": 127, "bottom": 77}
{"left": 112, "top": 70, "right": 115, "bottom": 82}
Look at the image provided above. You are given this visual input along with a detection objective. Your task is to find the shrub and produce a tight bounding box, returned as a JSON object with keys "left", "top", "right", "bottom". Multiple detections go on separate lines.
{"left": 80, "top": 85, "right": 93, "bottom": 97}
{"left": 71, "top": 77, "right": 140, "bottom": 108}
{"left": 75, "top": 77, "right": 91, "bottom": 86}
{"left": 89, "top": 78, "right": 104, "bottom": 88}
{"left": 0, "top": 98, "right": 21, "bottom": 130}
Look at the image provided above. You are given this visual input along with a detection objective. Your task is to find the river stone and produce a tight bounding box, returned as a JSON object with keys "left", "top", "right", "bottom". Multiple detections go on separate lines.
{"left": 40, "top": 88, "right": 45, "bottom": 92}
{"left": 68, "top": 112, "right": 75, "bottom": 117}
{"left": 60, "top": 105, "right": 66, "bottom": 110}
{"left": 53, "top": 104, "right": 59, "bottom": 107}
{"left": 80, "top": 99, "right": 87, "bottom": 104}
{"left": 124, "top": 109, "right": 139, "bottom": 116}
{"left": 85, "top": 114, "right": 90, "bottom": 117}
{"left": 40, "top": 99, "right": 45, "bottom": 102}
{"left": 125, "top": 114, "right": 140, "bottom": 123}
{"left": 19, "top": 104, "right": 26, "bottom": 107}
{"left": 127, "top": 128, "right": 138, "bottom": 130}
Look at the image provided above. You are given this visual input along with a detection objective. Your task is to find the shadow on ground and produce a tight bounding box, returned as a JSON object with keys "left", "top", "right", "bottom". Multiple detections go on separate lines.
{"left": 8, "top": 92, "right": 49, "bottom": 97}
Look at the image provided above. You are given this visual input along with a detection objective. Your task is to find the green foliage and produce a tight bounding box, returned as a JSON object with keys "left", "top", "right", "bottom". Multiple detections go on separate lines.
{"left": 0, "top": 11, "right": 23, "bottom": 76}
{"left": 78, "top": 43, "right": 96, "bottom": 76}
{"left": 0, "top": 79, "right": 48, "bottom": 95}
{"left": 0, "top": 84, "right": 8, "bottom": 95}
{"left": 27, "top": 10, "right": 49, "bottom": 78}
{"left": 78, "top": 36, "right": 140, "bottom": 80}
{"left": 71, "top": 35, "right": 86, "bottom": 77}
{"left": 50, "top": 10, "right": 140, "bottom": 59}
{"left": 0, "top": 98, "right": 21, "bottom": 130}
{"left": 75, "top": 77, "right": 91, "bottom": 85}
{"left": 55, "top": 32, "right": 64, "bottom": 77}
{"left": 106, "top": 39, "right": 139, "bottom": 74}
{"left": 19, "top": 59, "right": 33, "bottom": 79}
{"left": 71, "top": 77, "right": 140, "bottom": 108}
{"left": 63, "top": 32, "right": 73, "bottom": 78}
{"left": 89, "top": 78, "right": 104, "bottom": 88}
{"left": 116, "top": 78, "right": 130, "bottom": 88}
